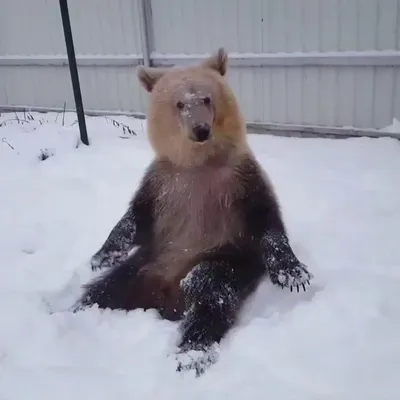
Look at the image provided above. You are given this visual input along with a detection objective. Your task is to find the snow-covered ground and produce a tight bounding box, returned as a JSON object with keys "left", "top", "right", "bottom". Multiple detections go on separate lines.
{"left": 1, "top": 111, "right": 400, "bottom": 400}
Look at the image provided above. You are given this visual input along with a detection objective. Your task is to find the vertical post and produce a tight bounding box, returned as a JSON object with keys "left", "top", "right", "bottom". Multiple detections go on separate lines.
{"left": 59, "top": 0, "right": 89, "bottom": 145}
{"left": 138, "top": 0, "right": 153, "bottom": 67}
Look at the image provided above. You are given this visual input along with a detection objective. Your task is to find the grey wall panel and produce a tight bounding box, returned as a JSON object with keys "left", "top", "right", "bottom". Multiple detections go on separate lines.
{"left": 1, "top": 0, "right": 400, "bottom": 132}
{"left": 0, "top": 0, "right": 143, "bottom": 56}
{"left": 151, "top": 0, "right": 400, "bottom": 54}
{"left": 0, "top": 65, "right": 146, "bottom": 114}
{"left": 223, "top": 66, "right": 400, "bottom": 129}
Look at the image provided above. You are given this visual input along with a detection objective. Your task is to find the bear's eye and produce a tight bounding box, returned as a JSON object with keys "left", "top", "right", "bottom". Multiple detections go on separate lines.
{"left": 203, "top": 96, "right": 211, "bottom": 105}
{"left": 176, "top": 101, "right": 184, "bottom": 110}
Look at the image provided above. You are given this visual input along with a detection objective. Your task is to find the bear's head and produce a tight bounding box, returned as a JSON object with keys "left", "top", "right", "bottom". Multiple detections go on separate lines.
{"left": 137, "top": 48, "right": 248, "bottom": 167}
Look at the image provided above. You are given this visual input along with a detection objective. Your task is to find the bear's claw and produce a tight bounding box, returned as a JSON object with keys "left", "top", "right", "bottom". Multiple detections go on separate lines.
{"left": 90, "top": 249, "right": 128, "bottom": 271}
{"left": 175, "top": 343, "right": 220, "bottom": 378}
{"left": 271, "top": 262, "right": 313, "bottom": 292}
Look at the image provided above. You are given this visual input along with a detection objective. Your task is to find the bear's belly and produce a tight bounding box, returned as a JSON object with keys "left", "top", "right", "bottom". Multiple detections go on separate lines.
{"left": 150, "top": 166, "right": 244, "bottom": 283}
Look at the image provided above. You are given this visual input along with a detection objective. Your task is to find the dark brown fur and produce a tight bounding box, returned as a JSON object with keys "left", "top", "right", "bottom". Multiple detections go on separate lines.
{"left": 132, "top": 153, "right": 251, "bottom": 319}
{"left": 118, "top": 48, "right": 256, "bottom": 318}
{"left": 77, "top": 48, "right": 313, "bottom": 376}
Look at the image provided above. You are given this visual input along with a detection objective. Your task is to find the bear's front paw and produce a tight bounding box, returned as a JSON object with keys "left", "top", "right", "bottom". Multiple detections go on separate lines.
{"left": 90, "top": 249, "right": 128, "bottom": 271}
{"left": 175, "top": 343, "right": 220, "bottom": 378}
{"left": 270, "top": 262, "right": 313, "bottom": 292}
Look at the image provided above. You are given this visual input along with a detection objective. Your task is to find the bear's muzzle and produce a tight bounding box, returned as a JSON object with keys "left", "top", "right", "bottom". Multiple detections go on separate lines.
{"left": 191, "top": 123, "right": 211, "bottom": 143}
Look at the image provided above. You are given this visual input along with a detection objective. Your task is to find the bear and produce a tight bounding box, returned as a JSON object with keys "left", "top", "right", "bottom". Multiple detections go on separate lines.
{"left": 74, "top": 48, "right": 313, "bottom": 377}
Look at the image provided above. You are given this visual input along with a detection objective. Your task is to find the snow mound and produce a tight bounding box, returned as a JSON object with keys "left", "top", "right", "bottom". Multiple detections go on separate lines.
{"left": 1, "top": 111, "right": 400, "bottom": 399}
{"left": 379, "top": 118, "right": 400, "bottom": 135}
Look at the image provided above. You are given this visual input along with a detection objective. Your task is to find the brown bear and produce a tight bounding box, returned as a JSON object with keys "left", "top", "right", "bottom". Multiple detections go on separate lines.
{"left": 74, "top": 48, "right": 313, "bottom": 376}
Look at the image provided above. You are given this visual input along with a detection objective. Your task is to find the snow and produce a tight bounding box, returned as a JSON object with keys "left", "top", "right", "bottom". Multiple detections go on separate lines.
{"left": 379, "top": 118, "right": 400, "bottom": 135}
{"left": 1, "top": 111, "right": 400, "bottom": 399}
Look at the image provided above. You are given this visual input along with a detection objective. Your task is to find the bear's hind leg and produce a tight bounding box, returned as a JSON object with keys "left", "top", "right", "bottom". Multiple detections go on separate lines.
{"left": 74, "top": 249, "right": 150, "bottom": 312}
{"left": 175, "top": 246, "right": 265, "bottom": 376}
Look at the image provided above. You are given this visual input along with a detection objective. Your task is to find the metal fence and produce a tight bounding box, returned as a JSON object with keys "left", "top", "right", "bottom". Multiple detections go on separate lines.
{"left": 1, "top": 0, "right": 400, "bottom": 136}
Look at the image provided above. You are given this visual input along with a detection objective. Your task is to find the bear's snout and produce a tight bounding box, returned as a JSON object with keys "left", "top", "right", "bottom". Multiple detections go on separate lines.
{"left": 192, "top": 123, "right": 211, "bottom": 143}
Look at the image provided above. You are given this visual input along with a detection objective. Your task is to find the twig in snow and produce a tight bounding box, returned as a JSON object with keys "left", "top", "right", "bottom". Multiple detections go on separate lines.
{"left": 0, "top": 118, "right": 34, "bottom": 127}
{"left": 104, "top": 116, "right": 137, "bottom": 136}
{"left": 62, "top": 101, "right": 66, "bottom": 126}
{"left": 37, "top": 148, "right": 54, "bottom": 161}
{"left": 54, "top": 102, "right": 66, "bottom": 124}
{"left": 2, "top": 137, "right": 15, "bottom": 150}
{"left": 1, "top": 137, "right": 20, "bottom": 155}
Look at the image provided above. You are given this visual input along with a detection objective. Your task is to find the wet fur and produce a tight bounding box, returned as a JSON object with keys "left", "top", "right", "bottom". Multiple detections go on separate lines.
{"left": 76, "top": 48, "right": 313, "bottom": 376}
{"left": 150, "top": 154, "right": 245, "bottom": 274}
{"left": 78, "top": 150, "right": 268, "bottom": 320}
{"left": 141, "top": 52, "right": 247, "bottom": 168}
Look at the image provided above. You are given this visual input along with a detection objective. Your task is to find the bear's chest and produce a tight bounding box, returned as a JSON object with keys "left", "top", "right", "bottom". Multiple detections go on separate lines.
{"left": 153, "top": 165, "right": 244, "bottom": 252}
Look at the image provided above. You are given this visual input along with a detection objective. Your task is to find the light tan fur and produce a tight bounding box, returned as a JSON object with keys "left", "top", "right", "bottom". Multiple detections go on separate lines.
{"left": 145, "top": 157, "right": 246, "bottom": 285}
{"left": 136, "top": 49, "right": 252, "bottom": 305}
{"left": 137, "top": 48, "right": 249, "bottom": 167}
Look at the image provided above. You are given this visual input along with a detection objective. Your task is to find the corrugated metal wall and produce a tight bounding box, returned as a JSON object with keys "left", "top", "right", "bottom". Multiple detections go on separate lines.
{"left": 1, "top": 0, "right": 400, "bottom": 131}
{"left": 0, "top": 0, "right": 148, "bottom": 115}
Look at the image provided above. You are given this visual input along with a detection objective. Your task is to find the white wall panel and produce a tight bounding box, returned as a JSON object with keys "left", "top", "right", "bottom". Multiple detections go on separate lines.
{"left": 0, "top": 66, "right": 146, "bottom": 115}
{"left": 1, "top": 0, "right": 64, "bottom": 55}
{"left": 223, "top": 66, "right": 400, "bottom": 129}
{"left": 0, "top": 0, "right": 143, "bottom": 56}
{"left": 67, "top": 0, "right": 143, "bottom": 55}
{"left": 151, "top": 0, "right": 400, "bottom": 54}
{"left": 1, "top": 0, "right": 400, "bottom": 132}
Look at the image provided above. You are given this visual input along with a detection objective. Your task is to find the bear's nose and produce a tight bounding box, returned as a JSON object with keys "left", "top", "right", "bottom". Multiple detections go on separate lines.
{"left": 192, "top": 123, "right": 211, "bottom": 142}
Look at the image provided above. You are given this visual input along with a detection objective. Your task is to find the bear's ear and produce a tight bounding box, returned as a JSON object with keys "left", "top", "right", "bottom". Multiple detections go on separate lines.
{"left": 202, "top": 47, "right": 228, "bottom": 76}
{"left": 137, "top": 66, "right": 167, "bottom": 92}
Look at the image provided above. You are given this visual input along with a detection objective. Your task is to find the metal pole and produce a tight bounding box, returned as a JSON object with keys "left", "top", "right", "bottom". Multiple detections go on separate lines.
{"left": 138, "top": 0, "right": 153, "bottom": 67}
{"left": 59, "top": 0, "right": 89, "bottom": 145}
